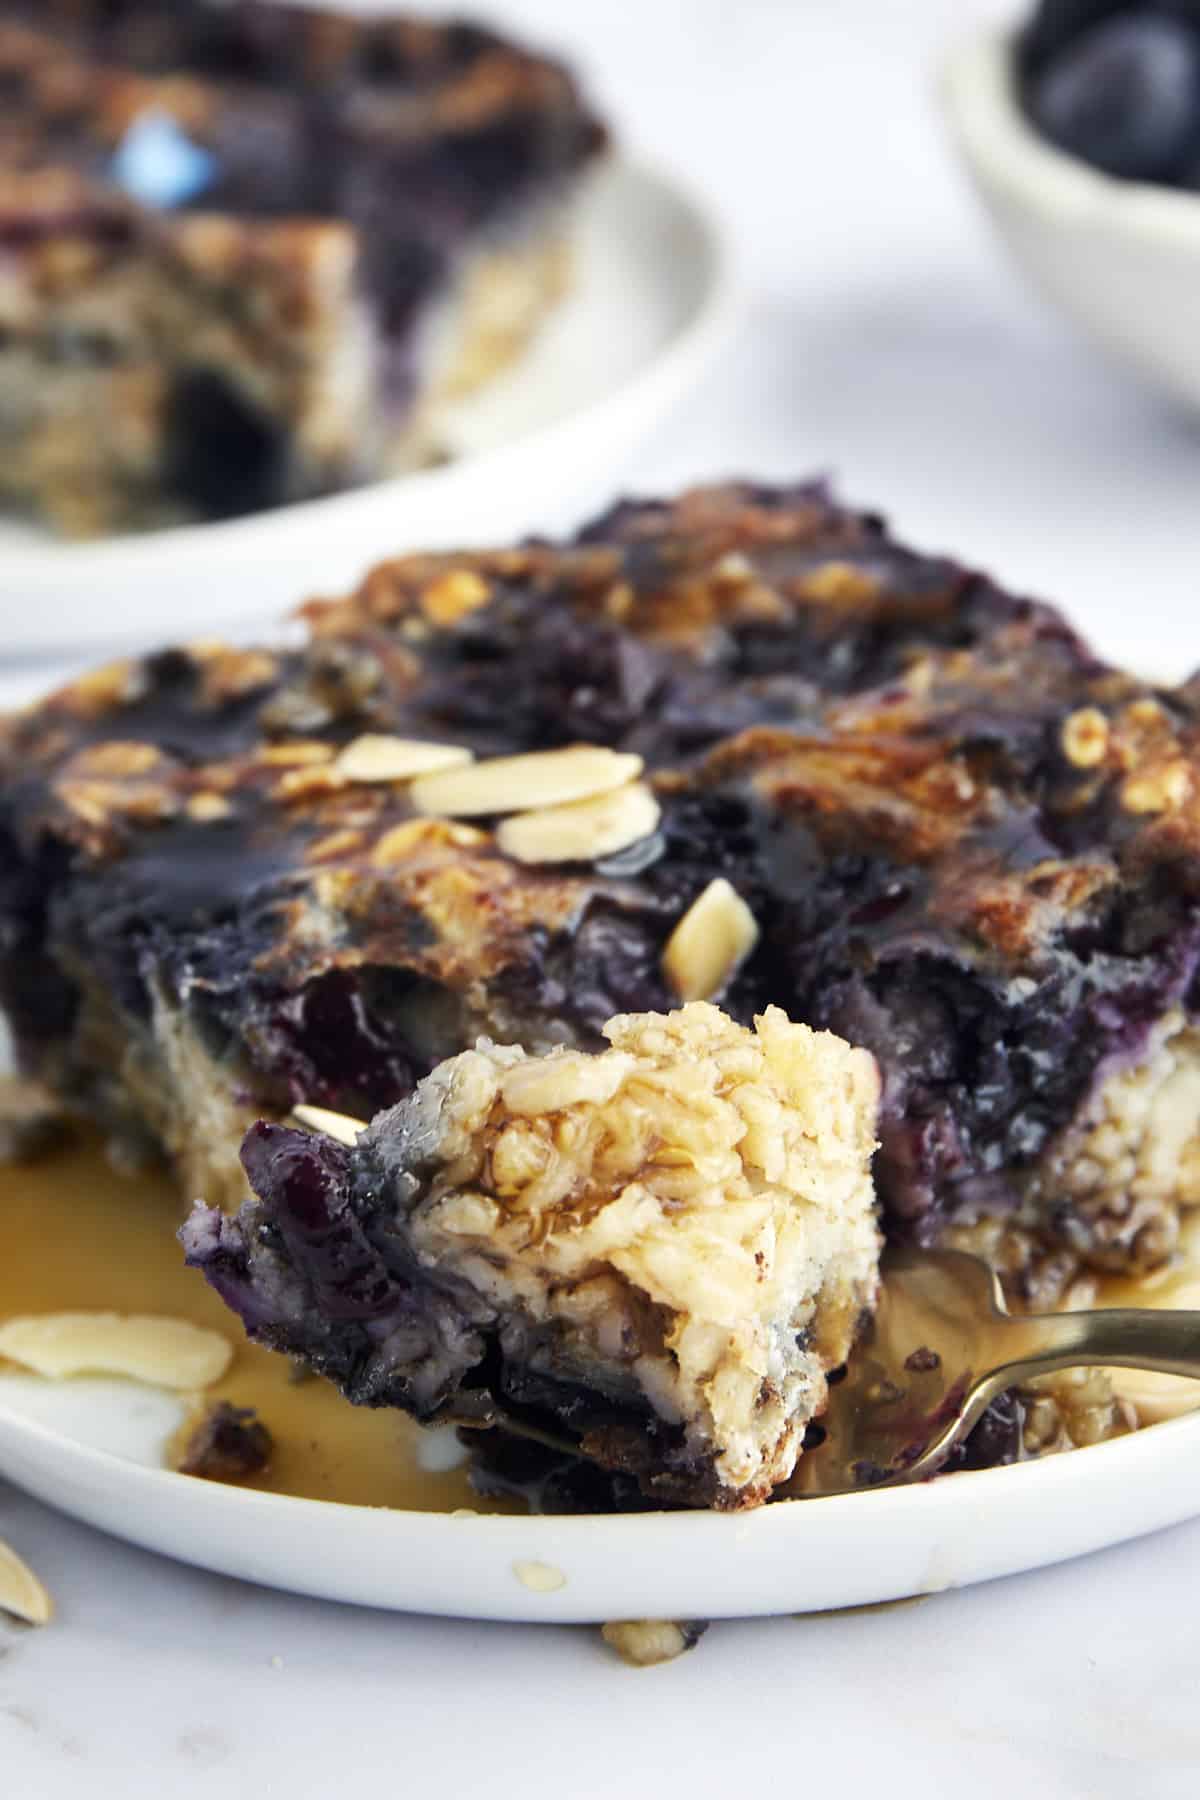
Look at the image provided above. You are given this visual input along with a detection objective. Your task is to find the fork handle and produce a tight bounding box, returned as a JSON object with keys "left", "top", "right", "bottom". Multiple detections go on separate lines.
{"left": 993, "top": 1306, "right": 1200, "bottom": 1385}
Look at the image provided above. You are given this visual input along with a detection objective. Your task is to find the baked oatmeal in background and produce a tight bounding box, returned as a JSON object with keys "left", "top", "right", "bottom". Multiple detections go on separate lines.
{"left": 0, "top": 0, "right": 606, "bottom": 535}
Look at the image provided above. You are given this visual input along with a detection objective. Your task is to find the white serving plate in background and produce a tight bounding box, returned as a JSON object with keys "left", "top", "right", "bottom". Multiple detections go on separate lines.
{"left": 0, "top": 1371, "right": 1198, "bottom": 1622}
{"left": 0, "top": 159, "right": 735, "bottom": 654}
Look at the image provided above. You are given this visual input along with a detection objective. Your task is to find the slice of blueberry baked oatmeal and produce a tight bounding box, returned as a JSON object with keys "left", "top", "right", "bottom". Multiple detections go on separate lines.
{"left": 0, "top": 0, "right": 604, "bottom": 534}
{"left": 184, "top": 1004, "right": 881, "bottom": 1508}
{"left": 1, "top": 479, "right": 1192, "bottom": 1497}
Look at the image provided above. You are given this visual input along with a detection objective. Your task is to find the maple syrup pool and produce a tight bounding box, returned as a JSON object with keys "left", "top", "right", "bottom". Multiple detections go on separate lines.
{"left": 0, "top": 1131, "right": 519, "bottom": 1513}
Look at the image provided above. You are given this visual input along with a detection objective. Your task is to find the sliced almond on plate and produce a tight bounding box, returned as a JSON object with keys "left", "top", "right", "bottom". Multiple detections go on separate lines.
{"left": 0, "top": 1312, "right": 232, "bottom": 1390}
{"left": 497, "top": 782, "right": 661, "bottom": 865}
{"left": 661, "top": 878, "right": 760, "bottom": 1002}
{"left": 0, "top": 1540, "right": 53, "bottom": 1627}
{"left": 291, "top": 1103, "right": 368, "bottom": 1145}
{"left": 334, "top": 734, "right": 474, "bottom": 784}
{"left": 411, "top": 746, "right": 643, "bottom": 818}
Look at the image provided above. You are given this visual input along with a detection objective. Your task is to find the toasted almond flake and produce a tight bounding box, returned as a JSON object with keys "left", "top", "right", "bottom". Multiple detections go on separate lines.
{"left": 308, "top": 826, "right": 367, "bottom": 862}
{"left": 1125, "top": 697, "right": 1170, "bottom": 731}
{"left": 335, "top": 734, "right": 474, "bottom": 785}
{"left": 204, "top": 648, "right": 280, "bottom": 699}
{"left": 291, "top": 1103, "right": 367, "bottom": 1146}
{"left": 370, "top": 817, "right": 488, "bottom": 866}
{"left": 411, "top": 746, "right": 643, "bottom": 819}
{"left": 0, "top": 1540, "right": 53, "bottom": 1627}
{"left": 497, "top": 783, "right": 661, "bottom": 865}
{"left": 71, "top": 659, "right": 139, "bottom": 716}
{"left": 272, "top": 766, "right": 348, "bottom": 804}
{"left": 801, "top": 560, "right": 878, "bottom": 605}
{"left": 256, "top": 742, "right": 335, "bottom": 768}
{"left": 601, "top": 1620, "right": 693, "bottom": 1667}
{"left": 55, "top": 781, "right": 112, "bottom": 827}
{"left": 420, "top": 569, "right": 491, "bottom": 626}
{"left": 0, "top": 1312, "right": 232, "bottom": 1389}
{"left": 186, "top": 791, "right": 232, "bottom": 823}
{"left": 512, "top": 1560, "right": 566, "bottom": 1593}
{"left": 661, "top": 878, "right": 760, "bottom": 1002}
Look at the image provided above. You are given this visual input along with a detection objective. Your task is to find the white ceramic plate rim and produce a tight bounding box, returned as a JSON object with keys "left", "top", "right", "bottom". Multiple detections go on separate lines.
{"left": 943, "top": 27, "right": 1200, "bottom": 249}
{"left": 2, "top": 1374, "right": 1199, "bottom": 1622}
{"left": 0, "top": 156, "right": 737, "bottom": 606}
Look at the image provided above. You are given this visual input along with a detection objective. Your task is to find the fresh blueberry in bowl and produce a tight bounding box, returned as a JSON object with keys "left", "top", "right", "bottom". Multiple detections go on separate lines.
{"left": 943, "top": 7, "right": 1200, "bottom": 412}
{"left": 1023, "top": 11, "right": 1200, "bottom": 183}
{"left": 1020, "top": 3, "right": 1130, "bottom": 74}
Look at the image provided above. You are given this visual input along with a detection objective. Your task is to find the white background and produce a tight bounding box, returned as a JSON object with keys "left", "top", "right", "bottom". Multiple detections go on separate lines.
{"left": 4, "top": 4, "right": 1200, "bottom": 1795}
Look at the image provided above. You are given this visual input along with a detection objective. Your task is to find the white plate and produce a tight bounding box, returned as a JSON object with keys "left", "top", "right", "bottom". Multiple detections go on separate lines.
{"left": 0, "top": 1368, "right": 1199, "bottom": 1622}
{"left": 0, "top": 159, "right": 735, "bottom": 653}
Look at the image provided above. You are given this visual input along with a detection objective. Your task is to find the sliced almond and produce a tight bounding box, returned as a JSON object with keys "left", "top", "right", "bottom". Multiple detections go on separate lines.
{"left": 661, "top": 878, "right": 760, "bottom": 1002}
{"left": 497, "top": 782, "right": 660, "bottom": 865}
{"left": 0, "top": 1313, "right": 232, "bottom": 1390}
{"left": 334, "top": 734, "right": 474, "bottom": 785}
{"left": 0, "top": 1540, "right": 53, "bottom": 1627}
{"left": 410, "top": 746, "right": 643, "bottom": 819}
{"left": 291, "top": 1103, "right": 367, "bottom": 1146}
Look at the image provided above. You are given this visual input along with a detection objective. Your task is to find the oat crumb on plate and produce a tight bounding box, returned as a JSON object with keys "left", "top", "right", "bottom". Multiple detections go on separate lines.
{"left": 600, "top": 1619, "right": 710, "bottom": 1666}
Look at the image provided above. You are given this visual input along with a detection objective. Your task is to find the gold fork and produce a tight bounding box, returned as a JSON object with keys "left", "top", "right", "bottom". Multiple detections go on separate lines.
{"left": 784, "top": 1247, "right": 1200, "bottom": 1499}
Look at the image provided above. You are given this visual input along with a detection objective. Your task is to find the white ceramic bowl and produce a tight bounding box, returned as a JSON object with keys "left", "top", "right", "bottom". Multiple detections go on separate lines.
{"left": 943, "top": 28, "right": 1200, "bottom": 410}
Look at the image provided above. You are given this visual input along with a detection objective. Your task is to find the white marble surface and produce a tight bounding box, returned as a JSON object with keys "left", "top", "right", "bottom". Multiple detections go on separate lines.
{"left": 5, "top": 2, "right": 1200, "bottom": 1793}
